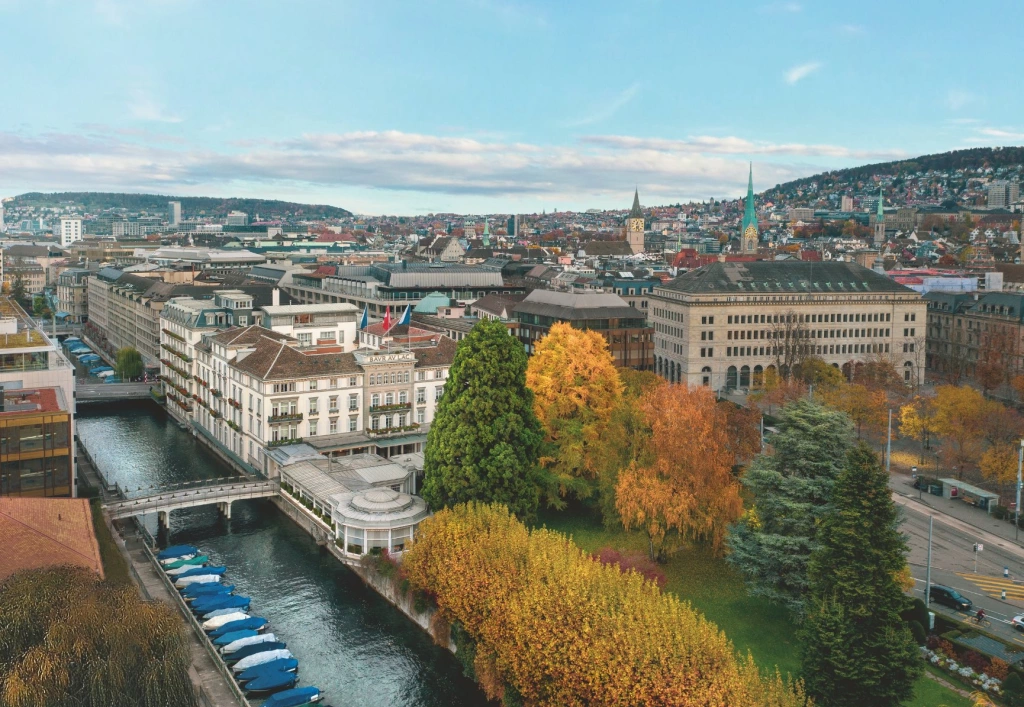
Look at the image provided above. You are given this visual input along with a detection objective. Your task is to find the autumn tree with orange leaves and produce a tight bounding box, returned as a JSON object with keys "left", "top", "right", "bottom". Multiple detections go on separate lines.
{"left": 526, "top": 322, "right": 623, "bottom": 507}
{"left": 616, "top": 383, "right": 742, "bottom": 559}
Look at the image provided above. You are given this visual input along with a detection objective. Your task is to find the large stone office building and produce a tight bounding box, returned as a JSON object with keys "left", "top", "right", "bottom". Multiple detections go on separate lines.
{"left": 650, "top": 261, "right": 927, "bottom": 390}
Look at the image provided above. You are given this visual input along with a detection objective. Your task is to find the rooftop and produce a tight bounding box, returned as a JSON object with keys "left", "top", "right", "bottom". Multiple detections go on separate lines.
{"left": 0, "top": 498, "right": 104, "bottom": 581}
{"left": 0, "top": 387, "right": 67, "bottom": 415}
{"left": 513, "top": 289, "right": 641, "bottom": 321}
{"left": 658, "top": 261, "right": 918, "bottom": 295}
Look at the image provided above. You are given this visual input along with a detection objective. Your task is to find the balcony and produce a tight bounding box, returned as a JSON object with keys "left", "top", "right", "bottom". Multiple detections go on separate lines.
{"left": 367, "top": 423, "right": 420, "bottom": 437}
{"left": 369, "top": 402, "right": 412, "bottom": 414}
{"left": 268, "top": 412, "right": 303, "bottom": 423}
{"left": 268, "top": 437, "right": 303, "bottom": 448}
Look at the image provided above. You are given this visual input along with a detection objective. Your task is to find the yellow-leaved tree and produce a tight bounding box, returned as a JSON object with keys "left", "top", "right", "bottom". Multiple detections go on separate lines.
{"left": 402, "top": 502, "right": 807, "bottom": 707}
{"left": 615, "top": 383, "right": 742, "bottom": 558}
{"left": 932, "top": 385, "right": 986, "bottom": 478}
{"left": 821, "top": 383, "right": 888, "bottom": 440}
{"left": 526, "top": 322, "right": 623, "bottom": 507}
{"left": 900, "top": 394, "right": 938, "bottom": 465}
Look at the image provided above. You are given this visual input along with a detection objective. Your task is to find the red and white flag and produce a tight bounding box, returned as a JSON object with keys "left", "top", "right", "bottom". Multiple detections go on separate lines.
{"left": 382, "top": 306, "right": 392, "bottom": 332}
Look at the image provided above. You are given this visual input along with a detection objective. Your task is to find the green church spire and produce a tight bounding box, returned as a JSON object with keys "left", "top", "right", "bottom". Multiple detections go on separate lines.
{"left": 876, "top": 185, "right": 884, "bottom": 221}
{"left": 741, "top": 163, "right": 758, "bottom": 234}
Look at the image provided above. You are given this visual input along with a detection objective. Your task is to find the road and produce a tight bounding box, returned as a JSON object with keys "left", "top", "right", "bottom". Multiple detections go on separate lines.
{"left": 77, "top": 382, "right": 155, "bottom": 401}
{"left": 899, "top": 495, "right": 1024, "bottom": 646}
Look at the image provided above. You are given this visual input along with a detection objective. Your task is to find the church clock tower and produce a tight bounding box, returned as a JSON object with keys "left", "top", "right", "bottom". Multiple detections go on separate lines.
{"left": 627, "top": 189, "right": 645, "bottom": 254}
{"left": 740, "top": 164, "right": 759, "bottom": 255}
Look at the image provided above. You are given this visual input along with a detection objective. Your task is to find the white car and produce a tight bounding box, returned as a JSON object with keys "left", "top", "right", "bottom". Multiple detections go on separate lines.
{"left": 1010, "top": 615, "right": 1024, "bottom": 632}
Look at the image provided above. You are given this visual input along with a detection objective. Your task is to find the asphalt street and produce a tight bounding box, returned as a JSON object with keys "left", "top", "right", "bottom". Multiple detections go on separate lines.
{"left": 901, "top": 498, "right": 1024, "bottom": 646}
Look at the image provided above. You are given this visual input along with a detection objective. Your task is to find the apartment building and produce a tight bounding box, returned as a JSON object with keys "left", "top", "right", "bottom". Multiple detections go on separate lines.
{"left": 650, "top": 261, "right": 927, "bottom": 390}
{"left": 56, "top": 267, "right": 92, "bottom": 324}
{"left": 164, "top": 323, "right": 455, "bottom": 476}
{"left": 0, "top": 296, "right": 76, "bottom": 497}
{"left": 59, "top": 218, "right": 82, "bottom": 248}
{"left": 925, "top": 291, "right": 1024, "bottom": 384}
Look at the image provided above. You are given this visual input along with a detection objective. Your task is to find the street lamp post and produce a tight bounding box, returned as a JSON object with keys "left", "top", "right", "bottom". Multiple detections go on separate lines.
{"left": 1016, "top": 439, "right": 1023, "bottom": 542}
{"left": 886, "top": 408, "right": 892, "bottom": 474}
{"left": 913, "top": 466, "right": 920, "bottom": 500}
{"left": 925, "top": 515, "right": 933, "bottom": 607}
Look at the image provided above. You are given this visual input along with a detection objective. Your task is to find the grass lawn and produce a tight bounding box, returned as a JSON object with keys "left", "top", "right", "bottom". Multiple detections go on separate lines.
{"left": 538, "top": 506, "right": 984, "bottom": 707}
{"left": 89, "top": 498, "right": 130, "bottom": 585}
{"left": 537, "top": 506, "right": 801, "bottom": 677}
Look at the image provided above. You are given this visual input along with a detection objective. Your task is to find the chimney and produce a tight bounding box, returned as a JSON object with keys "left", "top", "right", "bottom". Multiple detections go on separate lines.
{"left": 271, "top": 288, "right": 280, "bottom": 307}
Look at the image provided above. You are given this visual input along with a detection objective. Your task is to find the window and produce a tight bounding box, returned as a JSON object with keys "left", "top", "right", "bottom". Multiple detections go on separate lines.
{"left": 297, "top": 332, "right": 312, "bottom": 347}
{"left": 371, "top": 394, "right": 380, "bottom": 407}
{"left": 399, "top": 391, "right": 408, "bottom": 404}
{"left": 435, "top": 386, "right": 443, "bottom": 401}
{"left": 309, "top": 398, "right": 318, "bottom": 414}
{"left": 349, "top": 377, "right": 357, "bottom": 387}
{"left": 319, "top": 331, "right": 336, "bottom": 342}
{"left": 309, "top": 421, "right": 318, "bottom": 437}
{"left": 384, "top": 415, "right": 392, "bottom": 428}
{"left": 417, "top": 370, "right": 425, "bottom": 381}
{"left": 417, "top": 409, "right": 425, "bottom": 424}
{"left": 272, "top": 382, "right": 296, "bottom": 393}
{"left": 371, "top": 417, "right": 379, "bottom": 430}
{"left": 309, "top": 379, "right": 318, "bottom": 390}
{"left": 385, "top": 393, "right": 394, "bottom": 405}
{"left": 348, "top": 394, "right": 358, "bottom": 411}
{"left": 347, "top": 417, "right": 356, "bottom": 431}
{"left": 416, "top": 387, "right": 426, "bottom": 404}
{"left": 329, "top": 418, "right": 338, "bottom": 434}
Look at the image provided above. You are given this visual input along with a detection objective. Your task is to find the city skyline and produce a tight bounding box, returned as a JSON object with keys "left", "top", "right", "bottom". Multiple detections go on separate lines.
{"left": 1, "top": 0, "right": 1021, "bottom": 214}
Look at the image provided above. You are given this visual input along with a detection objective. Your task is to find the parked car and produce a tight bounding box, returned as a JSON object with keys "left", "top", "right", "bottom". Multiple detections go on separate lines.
{"left": 1010, "top": 615, "right": 1024, "bottom": 632}
{"left": 929, "top": 585, "right": 972, "bottom": 612}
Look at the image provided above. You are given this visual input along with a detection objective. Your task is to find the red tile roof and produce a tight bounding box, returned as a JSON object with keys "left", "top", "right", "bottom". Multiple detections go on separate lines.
{"left": 0, "top": 498, "right": 104, "bottom": 581}
{"left": 0, "top": 387, "right": 65, "bottom": 415}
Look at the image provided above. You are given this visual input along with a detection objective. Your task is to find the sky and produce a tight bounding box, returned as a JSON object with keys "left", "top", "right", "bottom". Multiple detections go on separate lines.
{"left": 1, "top": 0, "right": 1022, "bottom": 215}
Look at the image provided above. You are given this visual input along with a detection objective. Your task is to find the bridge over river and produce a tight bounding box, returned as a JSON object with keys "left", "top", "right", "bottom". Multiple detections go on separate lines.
{"left": 103, "top": 477, "right": 279, "bottom": 527}
{"left": 77, "top": 382, "right": 158, "bottom": 403}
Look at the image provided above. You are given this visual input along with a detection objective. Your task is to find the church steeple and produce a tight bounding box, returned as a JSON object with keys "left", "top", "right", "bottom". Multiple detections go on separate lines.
{"left": 482, "top": 219, "right": 490, "bottom": 247}
{"left": 629, "top": 188, "right": 643, "bottom": 218}
{"left": 874, "top": 185, "right": 886, "bottom": 246}
{"left": 740, "top": 163, "right": 759, "bottom": 254}
{"left": 876, "top": 185, "right": 884, "bottom": 221}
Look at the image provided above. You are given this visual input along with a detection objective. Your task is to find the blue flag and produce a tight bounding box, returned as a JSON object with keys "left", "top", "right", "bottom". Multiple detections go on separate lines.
{"left": 398, "top": 305, "right": 411, "bottom": 326}
{"left": 359, "top": 305, "right": 369, "bottom": 329}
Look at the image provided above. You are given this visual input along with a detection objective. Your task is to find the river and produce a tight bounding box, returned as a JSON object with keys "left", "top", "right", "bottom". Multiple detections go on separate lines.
{"left": 77, "top": 402, "right": 488, "bottom": 707}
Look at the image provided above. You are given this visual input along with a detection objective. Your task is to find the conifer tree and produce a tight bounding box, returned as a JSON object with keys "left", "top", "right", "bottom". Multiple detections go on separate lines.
{"left": 422, "top": 318, "right": 543, "bottom": 521}
{"left": 727, "top": 398, "right": 853, "bottom": 613}
{"left": 801, "top": 442, "right": 921, "bottom": 706}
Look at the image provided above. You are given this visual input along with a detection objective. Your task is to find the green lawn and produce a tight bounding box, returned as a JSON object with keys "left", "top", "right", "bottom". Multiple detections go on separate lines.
{"left": 538, "top": 507, "right": 980, "bottom": 707}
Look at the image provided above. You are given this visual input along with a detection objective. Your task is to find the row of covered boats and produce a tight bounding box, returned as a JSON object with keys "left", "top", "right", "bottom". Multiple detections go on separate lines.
{"left": 158, "top": 543, "right": 327, "bottom": 707}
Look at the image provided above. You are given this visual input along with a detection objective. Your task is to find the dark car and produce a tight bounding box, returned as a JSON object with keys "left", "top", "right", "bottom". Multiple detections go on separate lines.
{"left": 929, "top": 585, "right": 972, "bottom": 612}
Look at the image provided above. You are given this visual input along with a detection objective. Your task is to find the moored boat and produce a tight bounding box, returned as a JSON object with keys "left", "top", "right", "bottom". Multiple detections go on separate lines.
{"left": 231, "top": 648, "right": 294, "bottom": 673}
{"left": 243, "top": 670, "right": 297, "bottom": 696}
{"left": 262, "top": 686, "right": 323, "bottom": 707}
{"left": 167, "top": 564, "right": 225, "bottom": 578}
{"left": 160, "top": 553, "right": 196, "bottom": 566}
{"left": 162, "top": 554, "right": 209, "bottom": 570}
{"left": 212, "top": 629, "right": 258, "bottom": 647}
{"left": 220, "top": 633, "right": 277, "bottom": 655}
{"left": 202, "top": 611, "right": 249, "bottom": 631}
{"left": 194, "top": 595, "right": 250, "bottom": 616}
{"left": 156, "top": 544, "right": 198, "bottom": 561}
{"left": 182, "top": 584, "right": 234, "bottom": 601}
{"left": 223, "top": 641, "right": 287, "bottom": 665}
{"left": 208, "top": 616, "right": 267, "bottom": 638}
{"left": 235, "top": 658, "right": 298, "bottom": 683}
{"left": 175, "top": 574, "right": 221, "bottom": 589}
{"left": 202, "top": 606, "right": 248, "bottom": 620}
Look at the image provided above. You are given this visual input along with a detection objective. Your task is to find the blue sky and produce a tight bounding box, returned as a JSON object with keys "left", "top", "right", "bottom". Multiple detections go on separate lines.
{"left": 1, "top": 0, "right": 1021, "bottom": 215}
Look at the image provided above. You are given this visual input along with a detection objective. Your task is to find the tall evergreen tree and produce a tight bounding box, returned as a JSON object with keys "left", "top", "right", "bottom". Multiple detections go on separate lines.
{"left": 801, "top": 443, "right": 921, "bottom": 706}
{"left": 727, "top": 398, "right": 853, "bottom": 614}
{"left": 422, "top": 318, "right": 543, "bottom": 521}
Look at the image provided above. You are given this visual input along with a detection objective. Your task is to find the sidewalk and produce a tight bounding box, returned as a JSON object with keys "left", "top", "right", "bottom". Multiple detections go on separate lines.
{"left": 890, "top": 470, "right": 1024, "bottom": 558}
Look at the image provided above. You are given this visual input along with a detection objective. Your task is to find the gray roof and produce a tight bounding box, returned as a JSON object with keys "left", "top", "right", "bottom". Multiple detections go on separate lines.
{"left": 658, "top": 261, "right": 916, "bottom": 295}
{"left": 513, "top": 289, "right": 640, "bottom": 321}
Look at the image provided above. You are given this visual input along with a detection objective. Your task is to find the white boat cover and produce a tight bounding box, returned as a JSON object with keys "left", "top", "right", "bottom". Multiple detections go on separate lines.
{"left": 232, "top": 649, "right": 294, "bottom": 673}
{"left": 221, "top": 633, "right": 277, "bottom": 654}
{"left": 202, "top": 612, "right": 249, "bottom": 630}
{"left": 175, "top": 574, "right": 220, "bottom": 588}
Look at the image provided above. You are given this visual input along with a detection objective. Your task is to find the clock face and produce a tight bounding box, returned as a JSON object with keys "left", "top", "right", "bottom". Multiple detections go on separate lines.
{"left": 631, "top": 218, "right": 644, "bottom": 231}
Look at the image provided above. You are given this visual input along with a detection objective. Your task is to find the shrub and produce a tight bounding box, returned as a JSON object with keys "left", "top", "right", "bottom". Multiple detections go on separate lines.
{"left": 593, "top": 547, "right": 668, "bottom": 589}
{"left": 989, "top": 657, "right": 1010, "bottom": 681}
{"left": 403, "top": 502, "right": 807, "bottom": 706}
{"left": 926, "top": 634, "right": 941, "bottom": 650}
{"left": 1004, "top": 672, "right": 1024, "bottom": 707}
{"left": 901, "top": 597, "right": 929, "bottom": 629}
{"left": 908, "top": 620, "right": 926, "bottom": 646}
{"left": 994, "top": 504, "right": 1010, "bottom": 520}
{"left": 961, "top": 649, "right": 989, "bottom": 674}
{"left": 938, "top": 638, "right": 957, "bottom": 659}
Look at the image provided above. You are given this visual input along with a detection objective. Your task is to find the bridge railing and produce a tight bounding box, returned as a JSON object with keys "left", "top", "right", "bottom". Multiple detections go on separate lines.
{"left": 105, "top": 479, "right": 279, "bottom": 515}
{"left": 117, "top": 476, "right": 268, "bottom": 499}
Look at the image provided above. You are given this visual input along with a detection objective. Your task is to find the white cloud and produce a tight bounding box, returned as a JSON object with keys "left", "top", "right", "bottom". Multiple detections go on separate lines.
{"left": 0, "top": 128, "right": 905, "bottom": 210}
{"left": 760, "top": 2, "right": 802, "bottom": 12}
{"left": 977, "top": 127, "right": 1024, "bottom": 140}
{"left": 784, "top": 62, "right": 821, "bottom": 85}
{"left": 564, "top": 82, "right": 642, "bottom": 127}
{"left": 946, "top": 89, "right": 975, "bottom": 111}
{"left": 839, "top": 24, "right": 865, "bottom": 35}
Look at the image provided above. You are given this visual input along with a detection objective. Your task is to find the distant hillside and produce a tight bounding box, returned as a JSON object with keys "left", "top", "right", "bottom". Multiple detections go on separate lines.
{"left": 11, "top": 192, "right": 351, "bottom": 220}
{"left": 763, "top": 146, "right": 1024, "bottom": 204}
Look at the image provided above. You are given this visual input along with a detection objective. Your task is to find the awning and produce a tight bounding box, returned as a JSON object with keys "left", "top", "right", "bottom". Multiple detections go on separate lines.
{"left": 54, "top": 311, "right": 71, "bottom": 319}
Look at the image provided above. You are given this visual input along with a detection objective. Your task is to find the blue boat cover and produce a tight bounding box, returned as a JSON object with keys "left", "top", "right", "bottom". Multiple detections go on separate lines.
{"left": 224, "top": 641, "right": 286, "bottom": 663}
{"left": 209, "top": 617, "right": 267, "bottom": 638}
{"left": 194, "top": 595, "right": 250, "bottom": 614}
{"left": 244, "top": 670, "right": 297, "bottom": 694}
{"left": 157, "top": 545, "right": 198, "bottom": 560}
{"left": 182, "top": 583, "right": 233, "bottom": 598}
{"left": 213, "top": 629, "right": 258, "bottom": 646}
{"left": 263, "top": 686, "right": 322, "bottom": 707}
{"left": 236, "top": 658, "right": 298, "bottom": 683}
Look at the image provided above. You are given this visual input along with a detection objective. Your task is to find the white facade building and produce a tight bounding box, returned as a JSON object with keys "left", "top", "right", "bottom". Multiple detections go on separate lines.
{"left": 59, "top": 218, "right": 82, "bottom": 248}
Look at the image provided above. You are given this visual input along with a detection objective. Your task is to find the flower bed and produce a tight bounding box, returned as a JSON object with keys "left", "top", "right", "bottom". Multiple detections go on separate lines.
{"left": 924, "top": 636, "right": 1006, "bottom": 696}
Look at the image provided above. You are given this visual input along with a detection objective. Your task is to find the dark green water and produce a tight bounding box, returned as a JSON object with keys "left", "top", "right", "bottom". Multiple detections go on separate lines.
{"left": 77, "top": 402, "right": 489, "bottom": 707}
